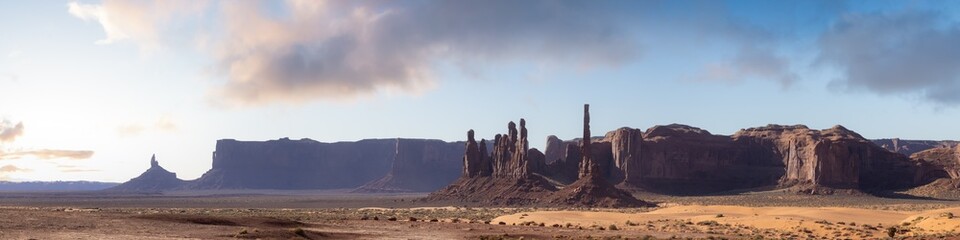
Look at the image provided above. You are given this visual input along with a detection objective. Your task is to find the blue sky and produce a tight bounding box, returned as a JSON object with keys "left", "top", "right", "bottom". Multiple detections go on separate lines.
{"left": 1, "top": 0, "right": 959, "bottom": 182}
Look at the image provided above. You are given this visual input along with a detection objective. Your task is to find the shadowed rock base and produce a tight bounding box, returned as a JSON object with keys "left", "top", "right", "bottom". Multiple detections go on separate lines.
{"left": 547, "top": 173, "right": 653, "bottom": 208}
{"left": 426, "top": 176, "right": 557, "bottom": 205}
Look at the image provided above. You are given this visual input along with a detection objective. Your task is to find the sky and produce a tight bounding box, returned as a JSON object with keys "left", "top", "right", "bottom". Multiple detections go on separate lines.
{"left": 1, "top": 0, "right": 960, "bottom": 182}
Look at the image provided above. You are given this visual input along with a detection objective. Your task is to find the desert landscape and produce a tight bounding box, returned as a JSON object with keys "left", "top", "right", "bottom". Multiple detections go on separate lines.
{"left": 2, "top": 104, "right": 960, "bottom": 239}
{"left": 4, "top": 1, "right": 960, "bottom": 239}
{"left": 1, "top": 191, "right": 960, "bottom": 239}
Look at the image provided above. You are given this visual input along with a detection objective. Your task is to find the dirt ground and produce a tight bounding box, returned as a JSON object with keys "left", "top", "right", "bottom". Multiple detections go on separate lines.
{"left": 0, "top": 190, "right": 959, "bottom": 239}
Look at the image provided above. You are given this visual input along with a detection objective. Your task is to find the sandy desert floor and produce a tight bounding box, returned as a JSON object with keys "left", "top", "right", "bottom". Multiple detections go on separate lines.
{"left": 0, "top": 190, "right": 959, "bottom": 239}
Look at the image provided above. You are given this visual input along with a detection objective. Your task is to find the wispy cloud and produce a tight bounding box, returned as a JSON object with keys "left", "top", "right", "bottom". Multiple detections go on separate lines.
{"left": 0, "top": 164, "right": 30, "bottom": 173}
{"left": 56, "top": 165, "right": 100, "bottom": 173}
{"left": 0, "top": 150, "right": 95, "bottom": 160}
{"left": 68, "top": 0, "right": 209, "bottom": 46}
{"left": 0, "top": 120, "right": 24, "bottom": 143}
{"left": 818, "top": 11, "right": 960, "bottom": 105}
{"left": 0, "top": 120, "right": 95, "bottom": 160}
{"left": 116, "top": 115, "right": 178, "bottom": 137}
{"left": 693, "top": 46, "right": 797, "bottom": 87}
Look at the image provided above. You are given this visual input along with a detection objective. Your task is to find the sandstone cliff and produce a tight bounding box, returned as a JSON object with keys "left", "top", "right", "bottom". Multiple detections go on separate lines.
{"left": 627, "top": 124, "right": 781, "bottom": 194}
{"left": 906, "top": 145, "right": 960, "bottom": 197}
{"left": 733, "top": 125, "right": 921, "bottom": 192}
{"left": 543, "top": 135, "right": 567, "bottom": 164}
{"left": 910, "top": 145, "right": 960, "bottom": 180}
{"left": 190, "top": 138, "right": 397, "bottom": 189}
{"left": 605, "top": 127, "right": 643, "bottom": 186}
{"left": 354, "top": 139, "right": 465, "bottom": 192}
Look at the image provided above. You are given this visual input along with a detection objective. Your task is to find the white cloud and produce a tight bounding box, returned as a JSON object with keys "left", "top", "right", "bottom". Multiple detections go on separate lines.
{"left": 116, "top": 115, "right": 178, "bottom": 137}
{"left": 68, "top": 1, "right": 128, "bottom": 44}
{"left": 68, "top": 0, "right": 210, "bottom": 46}
{"left": 0, "top": 149, "right": 95, "bottom": 161}
{"left": 0, "top": 120, "right": 24, "bottom": 143}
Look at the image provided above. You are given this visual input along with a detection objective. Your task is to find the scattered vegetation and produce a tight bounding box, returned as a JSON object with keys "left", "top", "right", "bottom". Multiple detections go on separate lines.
{"left": 886, "top": 227, "right": 897, "bottom": 238}
{"left": 696, "top": 220, "right": 719, "bottom": 226}
{"left": 292, "top": 227, "right": 307, "bottom": 238}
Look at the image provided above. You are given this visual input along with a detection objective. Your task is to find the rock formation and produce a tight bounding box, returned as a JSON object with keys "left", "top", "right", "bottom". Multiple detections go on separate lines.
{"left": 625, "top": 124, "right": 779, "bottom": 194}
{"left": 910, "top": 145, "right": 960, "bottom": 180}
{"left": 906, "top": 145, "right": 960, "bottom": 197}
{"left": 543, "top": 135, "right": 567, "bottom": 164}
{"left": 354, "top": 139, "right": 465, "bottom": 192}
{"left": 606, "top": 127, "right": 643, "bottom": 186}
{"left": 544, "top": 143, "right": 582, "bottom": 184}
{"left": 427, "top": 120, "right": 557, "bottom": 205}
{"left": 108, "top": 155, "right": 187, "bottom": 192}
{"left": 733, "top": 125, "right": 922, "bottom": 192}
{"left": 546, "top": 104, "right": 651, "bottom": 207}
{"left": 873, "top": 138, "right": 959, "bottom": 156}
{"left": 430, "top": 104, "right": 649, "bottom": 207}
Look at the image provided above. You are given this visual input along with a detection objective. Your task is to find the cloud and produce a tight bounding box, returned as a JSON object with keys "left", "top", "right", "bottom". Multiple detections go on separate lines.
{"left": 0, "top": 165, "right": 30, "bottom": 173}
{"left": 817, "top": 11, "right": 960, "bottom": 105}
{"left": 154, "top": 116, "right": 177, "bottom": 132}
{"left": 0, "top": 164, "right": 30, "bottom": 181}
{"left": 694, "top": 46, "right": 797, "bottom": 87}
{"left": 0, "top": 150, "right": 95, "bottom": 160}
{"left": 1, "top": 73, "right": 19, "bottom": 82}
{"left": 116, "top": 116, "right": 178, "bottom": 137}
{"left": 56, "top": 165, "right": 100, "bottom": 173}
{"left": 70, "top": 0, "right": 640, "bottom": 105}
{"left": 68, "top": 0, "right": 210, "bottom": 46}
{"left": 0, "top": 120, "right": 24, "bottom": 142}
{"left": 116, "top": 124, "right": 145, "bottom": 137}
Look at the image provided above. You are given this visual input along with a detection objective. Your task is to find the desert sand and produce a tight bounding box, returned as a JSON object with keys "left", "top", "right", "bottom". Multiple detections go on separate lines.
{"left": 2, "top": 191, "right": 960, "bottom": 239}
{"left": 494, "top": 205, "right": 960, "bottom": 239}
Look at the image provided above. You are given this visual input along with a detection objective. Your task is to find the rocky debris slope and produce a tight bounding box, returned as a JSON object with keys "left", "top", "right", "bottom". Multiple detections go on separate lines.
{"left": 108, "top": 155, "right": 186, "bottom": 192}
{"left": 873, "top": 138, "right": 959, "bottom": 156}
{"left": 354, "top": 139, "right": 465, "bottom": 193}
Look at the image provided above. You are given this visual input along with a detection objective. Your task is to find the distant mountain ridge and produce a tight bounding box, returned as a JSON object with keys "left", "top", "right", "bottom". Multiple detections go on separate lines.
{"left": 110, "top": 138, "right": 466, "bottom": 192}
{"left": 108, "top": 118, "right": 959, "bottom": 198}
{"left": 872, "top": 138, "right": 960, "bottom": 156}
{"left": 0, "top": 181, "right": 118, "bottom": 191}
